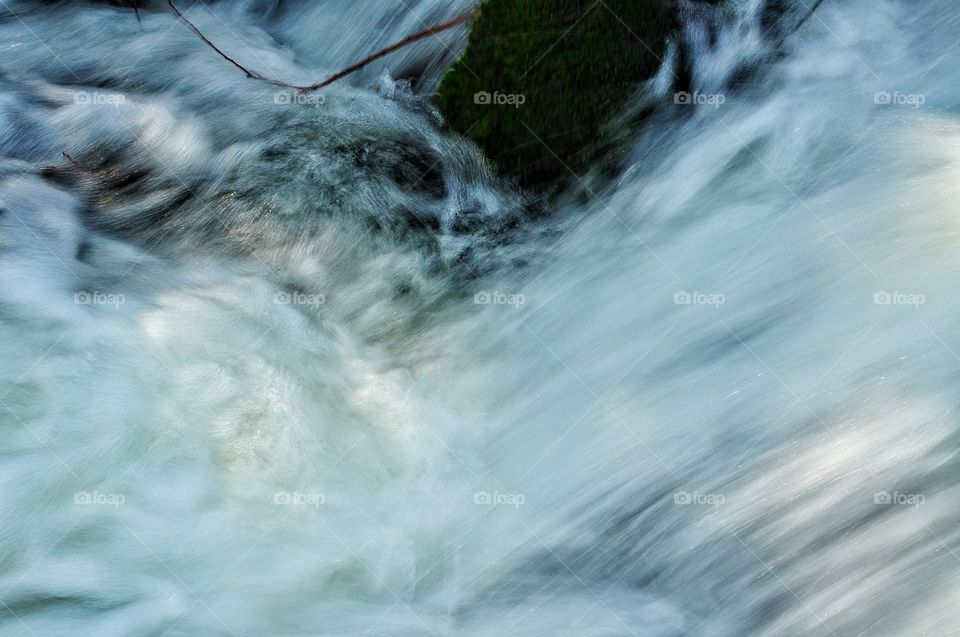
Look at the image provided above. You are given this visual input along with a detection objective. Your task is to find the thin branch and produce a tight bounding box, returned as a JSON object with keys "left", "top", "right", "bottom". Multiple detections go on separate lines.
{"left": 299, "top": 8, "right": 478, "bottom": 91}
{"left": 47, "top": 151, "right": 90, "bottom": 177}
{"left": 167, "top": 0, "right": 275, "bottom": 83}
{"left": 166, "top": 0, "right": 477, "bottom": 92}
{"left": 794, "top": 0, "right": 826, "bottom": 32}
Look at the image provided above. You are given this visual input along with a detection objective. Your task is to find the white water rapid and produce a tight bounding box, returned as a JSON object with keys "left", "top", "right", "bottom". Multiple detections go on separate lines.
{"left": 0, "top": 0, "right": 959, "bottom": 635}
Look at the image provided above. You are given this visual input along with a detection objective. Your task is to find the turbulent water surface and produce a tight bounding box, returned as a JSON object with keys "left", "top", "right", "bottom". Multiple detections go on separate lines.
{"left": 1, "top": 0, "right": 960, "bottom": 635}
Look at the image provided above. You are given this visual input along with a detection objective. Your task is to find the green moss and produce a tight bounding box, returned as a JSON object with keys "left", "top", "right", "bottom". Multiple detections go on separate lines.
{"left": 436, "top": 0, "right": 677, "bottom": 189}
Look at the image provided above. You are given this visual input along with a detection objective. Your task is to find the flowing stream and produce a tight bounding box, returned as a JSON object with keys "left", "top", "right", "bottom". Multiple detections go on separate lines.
{"left": 1, "top": 0, "right": 959, "bottom": 635}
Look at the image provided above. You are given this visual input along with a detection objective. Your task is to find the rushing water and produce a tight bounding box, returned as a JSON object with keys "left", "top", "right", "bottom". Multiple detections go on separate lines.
{"left": 1, "top": 0, "right": 959, "bottom": 635}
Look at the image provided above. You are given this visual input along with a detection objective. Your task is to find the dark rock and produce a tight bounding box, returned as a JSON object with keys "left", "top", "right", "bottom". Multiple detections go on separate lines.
{"left": 435, "top": 0, "right": 679, "bottom": 190}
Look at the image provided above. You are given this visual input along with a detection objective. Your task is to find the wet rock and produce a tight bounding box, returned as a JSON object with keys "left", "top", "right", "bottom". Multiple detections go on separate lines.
{"left": 435, "top": 0, "right": 679, "bottom": 190}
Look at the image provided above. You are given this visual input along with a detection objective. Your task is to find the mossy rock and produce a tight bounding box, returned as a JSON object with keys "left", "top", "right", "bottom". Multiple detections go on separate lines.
{"left": 436, "top": 0, "right": 678, "bottom": 190}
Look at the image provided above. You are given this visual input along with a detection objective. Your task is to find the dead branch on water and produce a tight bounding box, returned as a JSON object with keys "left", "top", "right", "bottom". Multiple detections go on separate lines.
{"left": 166, "top": 1, "right": 477, "bottom": 93}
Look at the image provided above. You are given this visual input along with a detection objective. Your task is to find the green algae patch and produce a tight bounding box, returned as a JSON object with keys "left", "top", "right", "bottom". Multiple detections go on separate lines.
{"left": 436, "top": 0, "right": 678, "bottom": 189}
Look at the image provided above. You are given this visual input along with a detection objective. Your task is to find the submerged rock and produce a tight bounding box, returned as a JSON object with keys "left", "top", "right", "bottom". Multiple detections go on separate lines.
{"left": 436, "top": 0, "right": 679, "bottom": 190}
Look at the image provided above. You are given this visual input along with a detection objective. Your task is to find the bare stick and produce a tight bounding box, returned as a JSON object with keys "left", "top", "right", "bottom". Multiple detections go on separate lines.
{"left": 299, "top": 9, "right": 477, "bottom": 91}
{"left": 167, "top": 0, "right": 476, "bottom": 92}
{"left": 57, "top": 151, "right": 91, "bottom": 173}
{"left": 167, "top": 0, "right": 277, "bottom": 83}
{"left": 794, "top": 0, "right": 826, "bottom": 32}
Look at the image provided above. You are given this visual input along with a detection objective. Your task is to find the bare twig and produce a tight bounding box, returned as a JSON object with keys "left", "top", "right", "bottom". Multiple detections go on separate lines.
{"left": 166, "top": 0, "right": 277, "bottom": 83}
{"left": 46, "top": 151, "right": 90, "bottom": 177}
{"left": 60, "top": 152, "right": 96, "bottom": 173}
{"left": 794, "top": 0, "right": 826, "bottom": 32}
{"left": 166, "top": 0, "right": 477, "bottom": 92}
{"left": 299, "top": 8, "right": 478, "bottom": 91}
